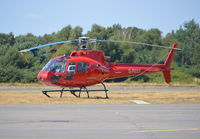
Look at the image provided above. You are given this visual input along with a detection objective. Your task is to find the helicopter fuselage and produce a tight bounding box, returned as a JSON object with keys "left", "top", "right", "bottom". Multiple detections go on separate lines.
{"left": 37, "top": 44, "right": 177, "bottom": 87}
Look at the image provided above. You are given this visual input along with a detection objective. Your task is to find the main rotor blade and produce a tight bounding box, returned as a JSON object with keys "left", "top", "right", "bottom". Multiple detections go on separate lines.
{"left": 19, "top": 40, "right": 78, "bottom": 53}
{"left": 96, "top": 40, "right": 181, "bottom": 50}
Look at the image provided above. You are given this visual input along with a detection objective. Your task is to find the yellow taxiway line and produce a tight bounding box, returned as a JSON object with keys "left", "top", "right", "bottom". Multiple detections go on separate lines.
{"left": 130, "top": 128, "right": 200, "bottom": 133}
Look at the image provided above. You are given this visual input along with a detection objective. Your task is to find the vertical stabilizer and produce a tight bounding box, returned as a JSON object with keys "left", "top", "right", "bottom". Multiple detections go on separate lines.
{"left": 163, "top": 43, "right": 178, "bottom": 83}
{"left": 164, "top": 43, "right": 178, "bottom": 67}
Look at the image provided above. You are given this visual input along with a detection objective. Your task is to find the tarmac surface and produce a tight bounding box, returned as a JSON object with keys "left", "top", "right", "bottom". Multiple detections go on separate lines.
{"left": 0, "top": 104, "right": 200, "bottom": 139}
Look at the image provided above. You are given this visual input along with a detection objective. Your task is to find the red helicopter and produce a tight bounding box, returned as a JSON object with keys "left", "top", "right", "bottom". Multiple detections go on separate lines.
{"left": 20, "top": 37, "right": 180, "bottom": 98}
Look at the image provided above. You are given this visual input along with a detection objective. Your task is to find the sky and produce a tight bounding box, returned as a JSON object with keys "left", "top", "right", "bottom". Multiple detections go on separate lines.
{"left": 0, "top": 0, "right": 200, "bottom": 37}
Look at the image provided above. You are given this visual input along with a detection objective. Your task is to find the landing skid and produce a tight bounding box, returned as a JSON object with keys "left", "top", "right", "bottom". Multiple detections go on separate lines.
{"left": 42, "top": 82, "right": 109, "bottom": 99}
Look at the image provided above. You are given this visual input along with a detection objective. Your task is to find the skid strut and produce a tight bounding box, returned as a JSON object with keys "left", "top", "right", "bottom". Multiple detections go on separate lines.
{"left": 79, "top": 86, "right": 89, "bottom": 98}
{"left": 100, "top": 82, "right": 109, "bottom": 98}
{"left": 42, "top": 82, "right": 109, "bottom": 98}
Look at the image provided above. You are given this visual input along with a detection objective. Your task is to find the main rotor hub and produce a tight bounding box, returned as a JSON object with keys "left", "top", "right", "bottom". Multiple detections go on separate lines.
{"left": 78, "top": 37, "right": 90, "bottom": 50}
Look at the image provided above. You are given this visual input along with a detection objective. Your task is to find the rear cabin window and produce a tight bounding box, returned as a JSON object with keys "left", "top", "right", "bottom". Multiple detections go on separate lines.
{"left": 78, "top": 62, "right": 88, "bottom": 72}
{"left": 67, "top": 62, "right": 76, "bottom": 73}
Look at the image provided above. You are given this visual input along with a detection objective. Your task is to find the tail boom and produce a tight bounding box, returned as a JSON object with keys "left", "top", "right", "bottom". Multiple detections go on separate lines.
{"left": 106, "top": 43, "right": 178, "bottom": 83}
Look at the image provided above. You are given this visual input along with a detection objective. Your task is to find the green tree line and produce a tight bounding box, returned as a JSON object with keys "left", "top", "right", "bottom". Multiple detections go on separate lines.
{"left": 0, "top": 20, "right": 200, "bottom": 83}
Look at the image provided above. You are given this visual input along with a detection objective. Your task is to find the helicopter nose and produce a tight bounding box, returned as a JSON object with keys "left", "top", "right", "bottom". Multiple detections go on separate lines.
{"left": 38, "top": 71, "right": 48, "bottom": 81}
{"left": 37, "top": 71, "right": 52, "bottom": 84}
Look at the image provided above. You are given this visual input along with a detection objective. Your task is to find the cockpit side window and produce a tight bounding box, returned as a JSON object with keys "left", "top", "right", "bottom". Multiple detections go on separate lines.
{"left": 67, "top": 62, "right": 76, "bottom": 73}
{"left": 78, "top": 62, "right": 88, "bottom": 72}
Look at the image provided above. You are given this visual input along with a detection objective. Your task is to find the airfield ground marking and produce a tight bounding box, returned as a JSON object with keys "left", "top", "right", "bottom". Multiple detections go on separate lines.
{"left": 130, "top": 100, "right": 150, "bottom": 104}
{"left": 130, "top": 128, "right": 200, "bottom": 133}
